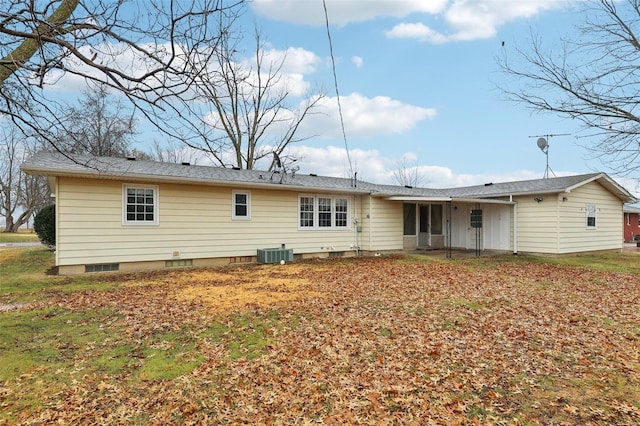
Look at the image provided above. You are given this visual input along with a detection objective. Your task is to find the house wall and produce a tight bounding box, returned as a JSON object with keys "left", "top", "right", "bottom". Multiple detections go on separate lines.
{"left": 515, "top": 181, "right": 623, "bottom": 254}
{"left": 55, "top": 177, "right": 370, "bottom": 273}
{"left": 514, "top": 195, "right": 560, "bottom": 253}
{"left": 624, "top": 212, "right": 640, "bottom": 242}
{"left": 364, "top": 197, "right": 403, "bottom": 252}
{"left": 557, "top": 182, "right": 623, "bottom": 253}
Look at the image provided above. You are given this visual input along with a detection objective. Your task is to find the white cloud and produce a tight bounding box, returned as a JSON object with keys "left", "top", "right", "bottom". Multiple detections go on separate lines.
{"left": 251, "top": 0, "right": 572, "bottom": 42}
{"left": 282, "top": 144, "right": 558, "bottom": 188}
{"left": 385, "top": 23, "right": 448, "bottom": 44}
{"left": 301, "top": 93, "right": 436, "bottom": 139}
{"left": 258, "top": 46, "right": 323, "bottom": 75}
{"left": 251, "top": 0, "right": 448, "bottom": 26}
{"left": 351, "top": 56, "right": 364, "bottom": 68}
{"left": 385, "top": 0, "right": 572, "bottom": 43}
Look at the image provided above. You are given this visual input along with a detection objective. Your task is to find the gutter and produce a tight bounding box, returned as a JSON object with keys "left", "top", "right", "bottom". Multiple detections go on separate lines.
{"left": 21, "top": 167, "right": 373, "bottom": 195}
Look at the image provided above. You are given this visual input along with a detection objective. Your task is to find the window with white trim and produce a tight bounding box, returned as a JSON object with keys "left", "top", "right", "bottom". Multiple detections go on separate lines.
{"left": 318, "top": 197, "right": 332, "bottom": 227}
{"left": 335, "top": 198, "right": 348, "bottom": 227}
{"left": 232, "top": 191, "right": 250, "bottom": 220}
{"left": 586, "top": 204, "right": 597, "bottom": 229}
{"left": 299, "top": 195, "right": 350, "bottom": 229}
{"left": 123, "top": 185, "right": 158, "bottom": 225}
{"left": 299, "top": 196, "right": 315, "bottom": 228}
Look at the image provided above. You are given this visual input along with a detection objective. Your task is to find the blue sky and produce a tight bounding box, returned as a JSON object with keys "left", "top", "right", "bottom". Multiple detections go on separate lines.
{"left": 232, "top": 0, "right": 639, "bottom": 199}
{"left": 39, "top": 0, "right": 639, "bottom": 199}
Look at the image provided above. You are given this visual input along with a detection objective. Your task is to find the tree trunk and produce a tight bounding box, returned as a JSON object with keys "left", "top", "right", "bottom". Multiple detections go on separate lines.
{"left": 3, "top": 215, "right": 15, "bottom": 232}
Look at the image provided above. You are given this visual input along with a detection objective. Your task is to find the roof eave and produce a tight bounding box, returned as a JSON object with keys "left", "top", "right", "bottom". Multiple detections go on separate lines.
{"left": 21, "top": 165, "right": 372, "bottom": 195}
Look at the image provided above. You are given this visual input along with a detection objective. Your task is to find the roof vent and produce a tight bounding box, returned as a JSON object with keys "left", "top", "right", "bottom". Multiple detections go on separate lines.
{"left": 181, "top": 162, "right": 190, "bottom": 166}
{"left": 309, "top": 173, "right": 317, "bottom": 177}
{"left": 126, "top": 156, "right": 136, "bottom": 161}
{"left": 405, "top": 185, "right": 413, "bottom": 189}
{"left": 232, "top": 166, "right": 241, "bottom": 170}
{"left": 484, "top": 182, "right": 493, "bottom": 186}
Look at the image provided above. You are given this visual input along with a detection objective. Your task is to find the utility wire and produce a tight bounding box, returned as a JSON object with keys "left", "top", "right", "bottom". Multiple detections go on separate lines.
{"left": 322, "top": 0, "right": 354, "bottom": 180}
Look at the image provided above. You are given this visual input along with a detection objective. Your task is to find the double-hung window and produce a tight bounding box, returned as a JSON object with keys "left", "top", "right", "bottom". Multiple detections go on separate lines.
{"left": 299, "top": 195, "right": 350, "bottom": 229}
{"left": 299, "top": 196, "right": 315, "bottom": 227}
{"left": 232, "top": 191, "right": 251, "bottom": 220}
{"left": 123, "top": 185, "right": 158, "bottom": 225}
{"left": 586, "top": 204, "right": 597, "bottom": 229}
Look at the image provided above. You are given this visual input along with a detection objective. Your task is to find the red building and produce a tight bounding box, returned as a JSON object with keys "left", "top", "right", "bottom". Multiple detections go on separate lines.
{"left": 624, "top": 206, "right": 640, "bottom": 242}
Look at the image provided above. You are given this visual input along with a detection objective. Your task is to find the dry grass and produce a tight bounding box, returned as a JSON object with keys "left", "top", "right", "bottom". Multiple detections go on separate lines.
{"left": 1, "top": 254, "right": 639, "bottom": 425}
{"left": 175, "top": 264, "right": 324, "bottom": 312}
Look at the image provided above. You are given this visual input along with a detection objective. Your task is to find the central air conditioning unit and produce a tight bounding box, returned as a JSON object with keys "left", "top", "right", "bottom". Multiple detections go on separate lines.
{"left": 257, "top": 244, "right": 293, "bottom": 264}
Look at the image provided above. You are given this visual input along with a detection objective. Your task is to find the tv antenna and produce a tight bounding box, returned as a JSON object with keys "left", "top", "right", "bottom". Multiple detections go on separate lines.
{"left": 528, "top": 133, "right": 570, "bottom": 179}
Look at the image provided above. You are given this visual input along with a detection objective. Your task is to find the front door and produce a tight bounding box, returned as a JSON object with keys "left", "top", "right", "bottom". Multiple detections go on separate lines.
{"left": 418, "top": 205, "right": 430, "bottom": 247}
{"left": 417, "top": 204, "right": 444, "bottom": 248}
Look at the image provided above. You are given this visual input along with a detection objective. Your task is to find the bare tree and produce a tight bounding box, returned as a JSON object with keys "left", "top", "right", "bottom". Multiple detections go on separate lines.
{"left": 150, "top": 139, "right": 205, "bottom": 165}
{"left": 58, "top": 83, "right": 136, "bottom": 156}
{"left": 498, "top": 0, "right": 640, "bottom": 176}
{"left": 186, "top": 29, "right": 325, "bottom": 169}
{"left": 391, "top": 155, "right": 424, "bottom": 187}
{"left": 0, "top": 126, "right": 49, "bottom": 232}
{"left": 0, "top": 0, "right": 244, "bottom": 151}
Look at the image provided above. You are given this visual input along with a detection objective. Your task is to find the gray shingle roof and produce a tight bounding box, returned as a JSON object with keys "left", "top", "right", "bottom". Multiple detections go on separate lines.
{"left": 21, "top": 152, "right": 636, "bottom": 202}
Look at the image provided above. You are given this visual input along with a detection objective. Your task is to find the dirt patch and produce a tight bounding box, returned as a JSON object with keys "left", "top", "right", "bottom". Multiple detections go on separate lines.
{"left": 175, "top": 264, "right": 324, "bottom": 312}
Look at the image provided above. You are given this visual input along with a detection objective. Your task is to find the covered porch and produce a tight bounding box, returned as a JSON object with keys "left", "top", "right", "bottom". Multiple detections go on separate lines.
{"left": 389, "top": 196, "right": 516, "bottom": 254}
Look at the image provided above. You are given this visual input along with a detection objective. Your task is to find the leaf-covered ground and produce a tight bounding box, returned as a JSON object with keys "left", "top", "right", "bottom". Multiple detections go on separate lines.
{"left": 1, "top": 255, "right": 639, "bottom": 425}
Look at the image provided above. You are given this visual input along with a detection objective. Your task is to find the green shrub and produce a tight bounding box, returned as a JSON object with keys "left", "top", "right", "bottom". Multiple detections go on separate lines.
{"left": 635, "top": 235, "right": 640, "bottom": 241}
{"left": 34, "top": 204, "right": 55, "bottom": 247}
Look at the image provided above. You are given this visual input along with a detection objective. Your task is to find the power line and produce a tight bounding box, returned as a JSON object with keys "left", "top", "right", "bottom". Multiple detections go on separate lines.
{"left": 322, "top": 0, "right": 354, "bottom": 180}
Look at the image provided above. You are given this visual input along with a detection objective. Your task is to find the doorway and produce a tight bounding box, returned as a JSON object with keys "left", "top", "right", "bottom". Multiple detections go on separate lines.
{"left": 418, "top": 204, "right": 443, "bottom": 248}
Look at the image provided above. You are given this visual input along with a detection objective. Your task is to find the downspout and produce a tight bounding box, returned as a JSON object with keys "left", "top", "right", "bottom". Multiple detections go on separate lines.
{"left": 54, "top": 177, "right": 60, "bottom": 266}
{"left": 511, "top": 195, "right": 518, "bottom": 255}
{"left": 368, "top": 194, "right": 373, "bottom": 252}
{"left": 352, "top": 195, "right": 360, "bottom": 255}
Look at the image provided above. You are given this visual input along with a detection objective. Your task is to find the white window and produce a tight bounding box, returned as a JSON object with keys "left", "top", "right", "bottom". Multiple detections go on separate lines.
{"left": 586, "top": 204, "right": 597, "bottom": 229}
{"left": 232, "top": 191, "right": 251, "bottom": 220}
{"left": 299, "top": 195, "right": 350, "bottom": 230}
{"left": 335, "top": 198, "right": 348, "bottom": 227}
{"left": 318, "top": 197, "right": 332, "bottom": 227}
{"left": 123, "top": 185, "right": 158, "bottom": 225}
{"left": 299, "top": 196, "right": 315, "bottom": 228}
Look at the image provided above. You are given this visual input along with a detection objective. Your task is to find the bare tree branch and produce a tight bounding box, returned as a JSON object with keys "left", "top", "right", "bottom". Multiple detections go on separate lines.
{"left": 185, "top": 28, "right": 325, "bottom": 169}
{"left": 497, "top": 0, "right": 640, "bottom": 176}
{"left": 1, "top": 0, "right": 245, "bottom": 151}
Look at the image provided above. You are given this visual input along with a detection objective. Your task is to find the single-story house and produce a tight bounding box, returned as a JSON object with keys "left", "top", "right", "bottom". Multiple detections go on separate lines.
{"left": 21, "top": 152, "right": 637, "bottom": 275}
{"left": 624, "top": 205, "right": 640, "bottom": 242}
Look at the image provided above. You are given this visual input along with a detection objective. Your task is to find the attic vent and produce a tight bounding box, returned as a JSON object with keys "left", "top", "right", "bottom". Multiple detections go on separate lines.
{"left": 309, "top": 173, "right": 317, "bottom": 177}
{"left": 126, "top": 156, "right": 136, "bottom": 161}
{"left": 181, "top": 162, "right": 190, "bottom": 166}
{"left": 405, "top": 185, "right": 413, "bottom": 189}
{"left": 484, "top": 182, "right": 493, "bottom": 186}
{"left": 232, "top": 166, "right": 241, "bottom": 170}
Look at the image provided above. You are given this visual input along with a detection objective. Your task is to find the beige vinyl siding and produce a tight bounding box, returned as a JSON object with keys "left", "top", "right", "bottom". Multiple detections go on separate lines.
{"left": 366, "top": 197, "right": 403, "bottom": 251}
{"left": 56, "top": 177, "right": 358, "bottom": 267}
{"left": 514, "top": 195, "right": 560, "bottom": 253}
{"left": 356, "top": 195, "right": 372, "bottom": 251}
{"left": 514, "top": 181, "right": 623, "bottom": 254}
{"left": 557, "top": 182, "right": 623, "bottom": 253}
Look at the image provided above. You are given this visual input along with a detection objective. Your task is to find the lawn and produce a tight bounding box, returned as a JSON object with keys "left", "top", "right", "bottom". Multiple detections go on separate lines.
{"left": 0, "top": 229, "right": 40, "bottom": 244}
{"left": 1, "top": 248, "right": 639, "bottom": 425}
